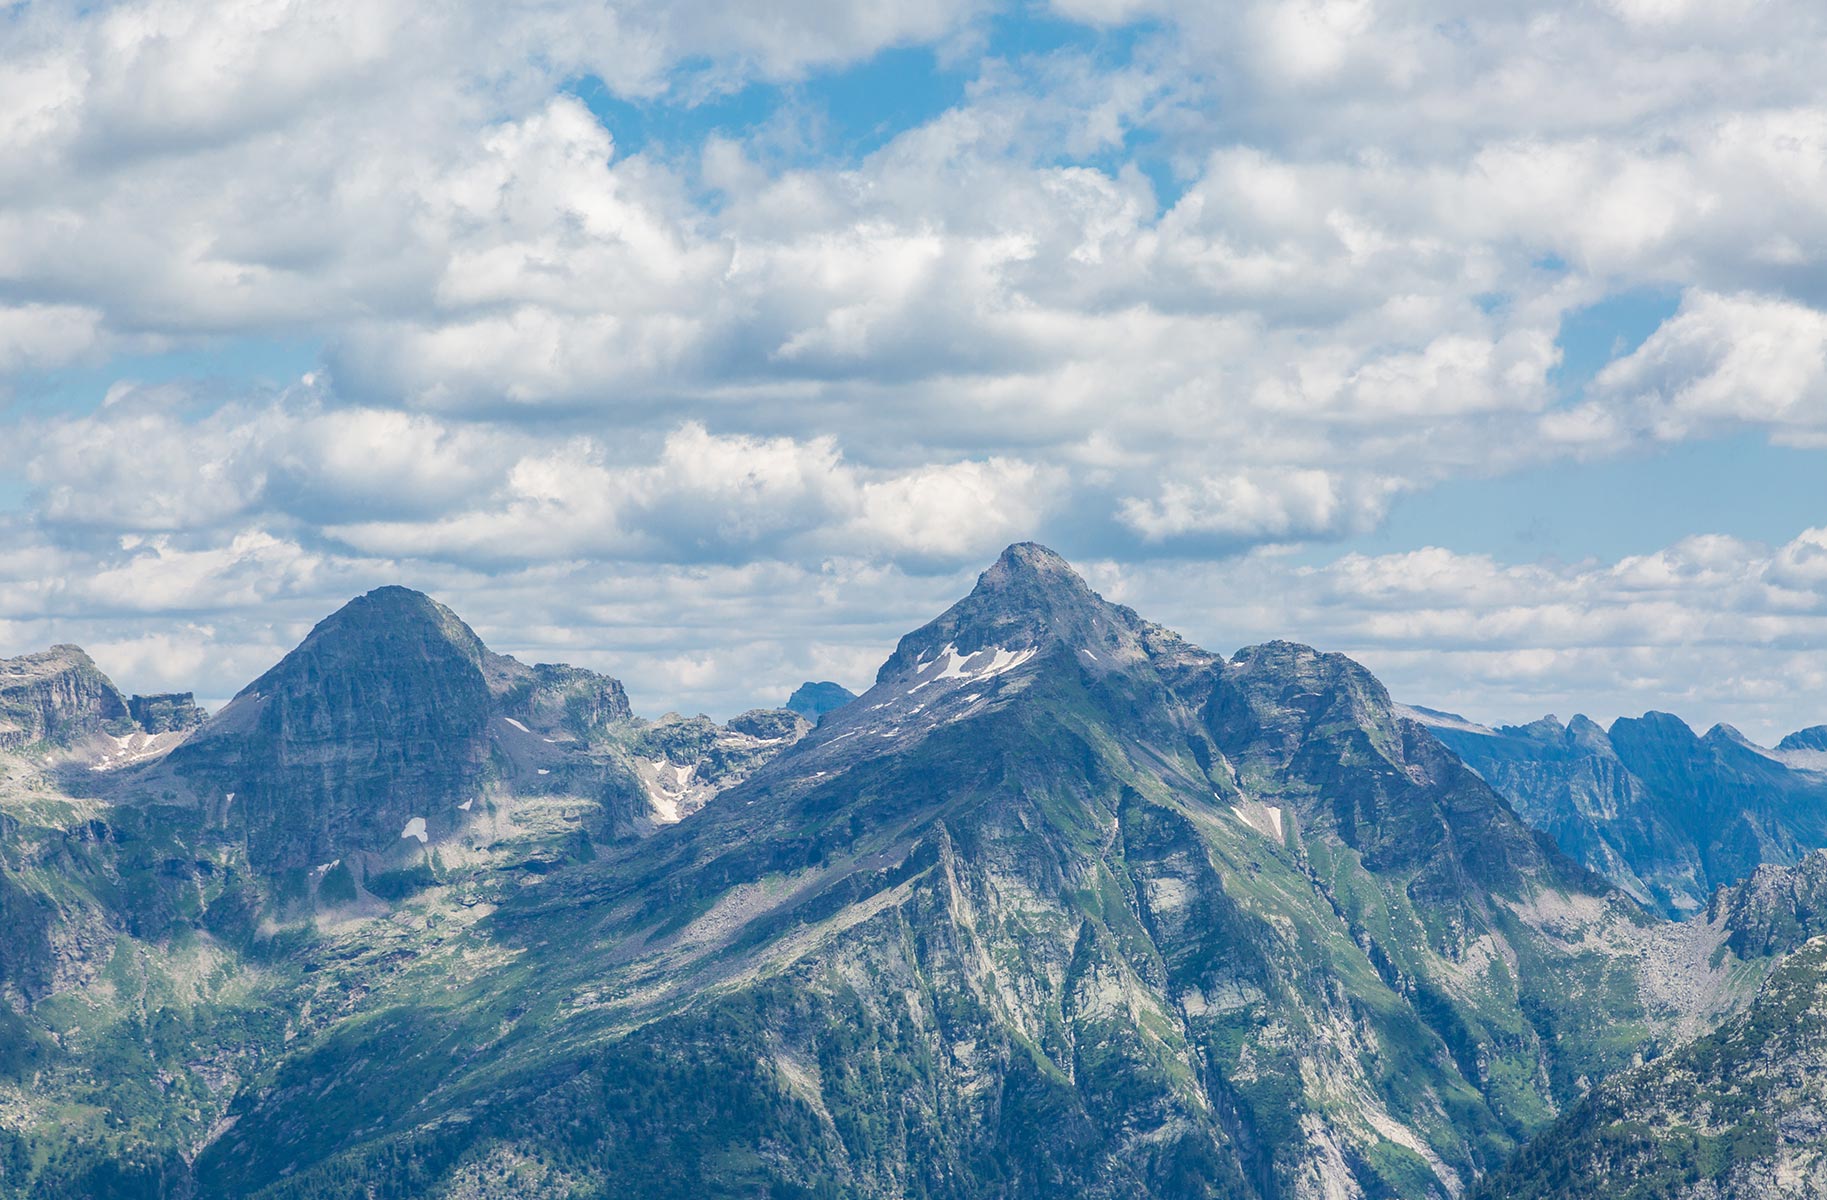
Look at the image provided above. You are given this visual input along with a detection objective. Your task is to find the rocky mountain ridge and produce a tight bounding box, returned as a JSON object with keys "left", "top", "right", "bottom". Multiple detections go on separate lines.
{"left": 186, "top": 551, "right": 1738, "bottom": 1194}
{"left": 0, "top": 546, "right": 1817, "bottom": 1199}
{"left": 0, "top": 644, "right": 136, "bottom": 749}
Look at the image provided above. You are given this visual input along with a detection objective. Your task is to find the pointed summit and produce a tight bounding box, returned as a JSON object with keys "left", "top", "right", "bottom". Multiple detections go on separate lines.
{"left": 875, "top": 542, "right": 1172, "bottom": 684}
{"left": 1704, "top": 722, "right": 1760, "bottom": 749}
{"left": 167, "top": 585, "right": 494, "bottom": 876}
{"left": 273, "top": 585, "right": 488, "bottom": 676}
{"left": 975, "top": 540, "right": 1084, "bottom": 590}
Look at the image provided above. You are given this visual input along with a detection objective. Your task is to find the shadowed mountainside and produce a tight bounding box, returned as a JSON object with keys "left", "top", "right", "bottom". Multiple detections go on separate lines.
{"left": 1420, "top": 709, "right": 1827, "bottom": 918}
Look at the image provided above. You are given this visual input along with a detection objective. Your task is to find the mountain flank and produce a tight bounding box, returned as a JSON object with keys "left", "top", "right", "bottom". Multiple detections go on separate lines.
{"left": 0, "top": 548, "right": 1816, "bottom": 1199}
{"left": 188, "top": 546, "right": 1699, "bottom": 1199}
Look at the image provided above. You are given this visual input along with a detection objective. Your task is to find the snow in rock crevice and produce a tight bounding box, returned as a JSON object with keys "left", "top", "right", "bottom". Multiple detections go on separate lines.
{"left": 909, "top": 644, "right": 1039, "bottom": 693}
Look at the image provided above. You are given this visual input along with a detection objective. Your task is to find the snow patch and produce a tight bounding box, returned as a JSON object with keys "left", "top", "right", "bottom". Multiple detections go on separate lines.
{"left": 400, "top": 817, "right": 428, "bottom": 843}
{"left": 909, "top": 643, "right": 1040, "bottom": 692}
{"left": 503, "top": 717, "right": 531, "bottom": 733}
{"left": 536, "top": 768, "right": 550, "bottom": 775}
{"left": 1230, "top": 801, "right": 1285, "bottom": 842}
{"left": 458, "top": 799, "right": 473, "bottom": 811}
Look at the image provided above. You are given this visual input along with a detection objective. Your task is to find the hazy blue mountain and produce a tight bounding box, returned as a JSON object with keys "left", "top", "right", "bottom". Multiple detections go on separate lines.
{"left": 785, "top": 679, "right": 856, "bottom": 722}
{"left": 1780, "top": 726, "right": 1827, "bottom": 751}
{"left": 1419, "top": 709, "right": 1827, "bottom": 917}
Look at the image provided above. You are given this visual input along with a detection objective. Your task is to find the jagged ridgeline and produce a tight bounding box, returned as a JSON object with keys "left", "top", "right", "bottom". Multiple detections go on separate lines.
{"left": 1421, "top": 708, "right": 1827, "bottom": 919}
{"left": 0, "top": 545, "right": 1802, "bottom": 1199}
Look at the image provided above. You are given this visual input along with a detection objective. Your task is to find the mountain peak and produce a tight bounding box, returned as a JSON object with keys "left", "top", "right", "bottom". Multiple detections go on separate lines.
{"left": 1518, "top": 713, "right": 1567, "bottom": 738}
{"left": 1779, "top": 724, "right": 1827, "bottom": 754}
{"left": 340, "top": 583, "right": 479, "bottom": 637}
{"left": 784, "top": 680, "right": 856, "bottom": 722}
{"left": 874, "top": 543, "right": 1162, "bottom": 685}
{"left": 1563, "top": 712, "right": 1613, "bottom": 751}
{"left": 1704, "top": 722, "right": 1759, "bottom": 748}
{"left": 169, "top": 585, "right": 495, "bottom": 874}
{"left": 0, "top": 643, "right": 133, "bottom": 748}
{"left": 956, "top": 541, "right": 1102, "bottom": 617}
{"left": 1610, "top": 710, "right": 1698, "bottom": 743}
{"left": 247, "top": 587, "right": 485, "bottom": 695}
{"left": 979, "top": 540, "right": 1080, "bottom": 584}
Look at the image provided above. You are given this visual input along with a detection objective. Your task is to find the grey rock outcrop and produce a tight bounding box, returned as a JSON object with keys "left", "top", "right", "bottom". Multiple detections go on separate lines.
{"left": 127, "top": 692, "right": 206, "bottom": 734}
{"left": 0, "top": 645, "right": 133, "bottom": 749}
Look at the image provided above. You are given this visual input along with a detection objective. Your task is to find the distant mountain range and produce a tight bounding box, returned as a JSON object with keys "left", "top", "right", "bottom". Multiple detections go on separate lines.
{"left": 0, "top": 544, "right": 1823, "bottom": 1199}
{"left": 1412, "top": 706, "right": 1827, "bottom": 918}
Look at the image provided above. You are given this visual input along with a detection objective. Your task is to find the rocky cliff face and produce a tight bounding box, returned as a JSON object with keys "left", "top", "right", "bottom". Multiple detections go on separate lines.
{"left": 1480, "top": 936, "right": 1827, "bottom": 1200}
{"left": 1707, "top": 849, "right": 1827, "bottom": 959}
{"left": 0, "top": 646, "right": 133, "bottom": 749}
{"left": 126, "top": 692, "right": 206, "bottom": 734}
{"left": 160, "top": 587, "right": 498, "bottom": 879}
{"left": 487, "top": 657, "right": 632, "bottom": 740}
{"left": 1425, "top": 709, "right": 1827, "bottom": 917}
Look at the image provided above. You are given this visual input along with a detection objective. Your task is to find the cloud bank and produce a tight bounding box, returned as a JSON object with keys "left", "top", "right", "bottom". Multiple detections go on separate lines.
{"left": 0, "top": 0, "right": 1823, "bottom": 737}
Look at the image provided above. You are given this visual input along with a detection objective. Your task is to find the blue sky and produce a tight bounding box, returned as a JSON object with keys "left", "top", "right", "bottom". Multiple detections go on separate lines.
{"left": 1, "top": 0, "right": 1824, "bottom": 740}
